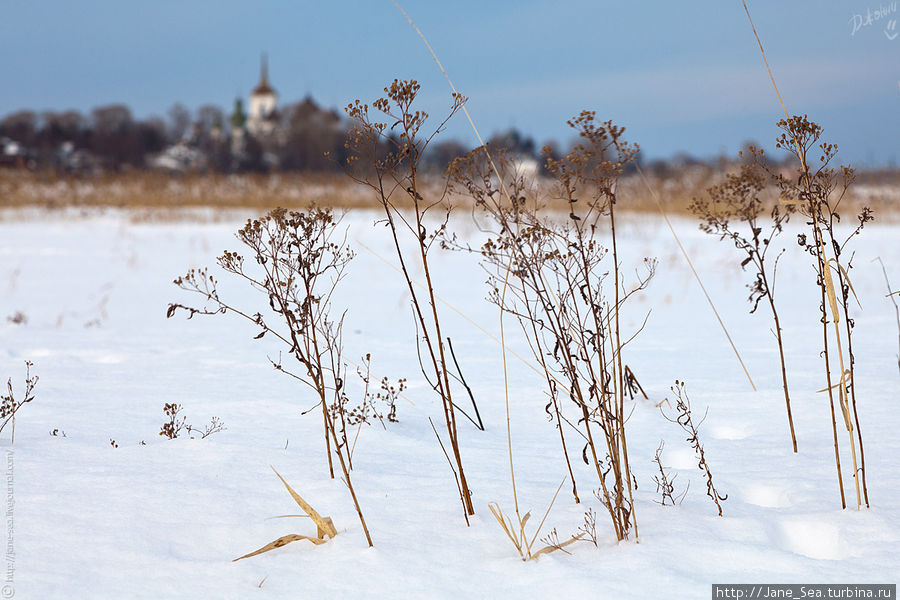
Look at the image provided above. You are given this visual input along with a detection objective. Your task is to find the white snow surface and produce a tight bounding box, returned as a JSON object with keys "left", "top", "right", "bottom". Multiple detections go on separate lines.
{"left": 1, "top": 208, "right": 898, "bottom": 598}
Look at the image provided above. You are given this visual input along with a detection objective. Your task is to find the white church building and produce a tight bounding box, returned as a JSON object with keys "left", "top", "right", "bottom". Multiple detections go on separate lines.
{"left": 247, "top": 54, "right": 278, "bottom": 137}
{"left": 230, "top": 54, "right": 282, "bottom": 157}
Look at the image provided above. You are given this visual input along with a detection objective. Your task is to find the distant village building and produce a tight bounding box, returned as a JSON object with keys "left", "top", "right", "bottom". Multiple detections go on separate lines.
{"left": 149, "top": 142, "right": 208, "bottom": 172}
{"left": 513, "top": 157, "right": 539, "bottom": 181}
{"left": 0, "top": 137, "right": 35, "bottom": 169}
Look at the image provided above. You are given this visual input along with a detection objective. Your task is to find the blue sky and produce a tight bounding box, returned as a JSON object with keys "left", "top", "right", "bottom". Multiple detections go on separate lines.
{"left": 1, "top": 1, "right": 897, "bottom": 165}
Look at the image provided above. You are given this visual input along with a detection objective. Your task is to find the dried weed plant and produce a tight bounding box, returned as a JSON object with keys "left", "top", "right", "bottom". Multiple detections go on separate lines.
{"left": 740, "top": 0, "right": 870, "bottom": 511}
{"left": 6, "top": 311, "right": 27, "bottom": 325}
{"left": 347, "top": 354, "right": 404, "bottom": 427}
{"left": 578, "top": 507, "right": 598, "bottom": 547}
{"left": 1, "top": 360, "right": 38, "bottom": 444}
{"left": 769, "top": 116, "right": 871, "bottom": 509}
{"left": 158, "top": 402, "right": 226, "bottom": 440}
{"left": 448, "top": 112, "right": 654, "bottom": 542}
{"left": 689, "top": 152, "right": 798, "bottom": 452}
{"left": 661, "top": 381, "right": 727, "bottom": 516}
{"left": 344, "top": 79, "right": 475, "bottom": 522}
{"left": 651, "top": 440, "right": 688, "bottom": 507}
{"left": 168, "top": 207, "right": 373, "bottom": 545}
{"left": 344, "top": 354, "right": 405, "bottom": 463}
{"left": 159, "top": 402, "right": 187, "bottom": 439}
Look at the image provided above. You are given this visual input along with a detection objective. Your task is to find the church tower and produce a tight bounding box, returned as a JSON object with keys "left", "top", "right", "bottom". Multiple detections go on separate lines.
{"left": 247, "top": 53, "right": 278, "bottom": 137}
{"left": 229, "top": 97, "right": 247, "bottom": 154}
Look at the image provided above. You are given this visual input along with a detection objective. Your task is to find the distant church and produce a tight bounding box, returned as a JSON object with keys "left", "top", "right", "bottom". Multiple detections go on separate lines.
{"left": 247, "top": 54, "right": 278, "bottom": 137}
{"left": 230, "top": 54, "right": 282, "bottom": 156}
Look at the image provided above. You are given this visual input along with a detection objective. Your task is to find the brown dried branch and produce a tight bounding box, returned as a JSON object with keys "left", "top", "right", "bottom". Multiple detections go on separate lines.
{"left": 661, "top": 381, "right": 726, "bottom": 516}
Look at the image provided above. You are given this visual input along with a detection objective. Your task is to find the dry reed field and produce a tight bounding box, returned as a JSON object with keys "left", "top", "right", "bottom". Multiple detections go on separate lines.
{"left": 2, "top": 169, "right": 898, "bottom": 218}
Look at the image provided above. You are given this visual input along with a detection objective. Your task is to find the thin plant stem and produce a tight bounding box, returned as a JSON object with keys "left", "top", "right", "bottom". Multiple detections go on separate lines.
{"left": 764, "top": 273, "right": 797, "bottom": 452}
{"left": 818, "top": 262, "right": 847, "bottom": 509}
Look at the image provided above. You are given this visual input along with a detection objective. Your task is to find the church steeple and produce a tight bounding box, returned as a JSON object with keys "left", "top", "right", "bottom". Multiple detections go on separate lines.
{"left": 252, "top": 53, "right": 274, "bottom": 96}
{"left": 247, "top": 52, "right": 278, "bottom": 137}
{"left": 260, "top": 53, "right": 269, "bottom": 87}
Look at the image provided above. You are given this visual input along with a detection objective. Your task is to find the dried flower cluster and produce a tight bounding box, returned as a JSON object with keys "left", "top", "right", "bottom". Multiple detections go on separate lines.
{"left": 159, "top": 403, "right": 225, "bottom": 440}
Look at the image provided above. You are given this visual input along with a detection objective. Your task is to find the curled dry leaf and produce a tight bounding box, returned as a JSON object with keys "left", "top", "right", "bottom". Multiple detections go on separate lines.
{"left": 233, "top": 467, "right": 337, "bottom": 562}
{"left": 271, "top": 466, "right": 337, "bottom": 539}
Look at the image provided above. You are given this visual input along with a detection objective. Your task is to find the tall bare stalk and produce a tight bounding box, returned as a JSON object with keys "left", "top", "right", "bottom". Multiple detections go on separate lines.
{"left": 689, "top": 151, "right": 797, "bottom": 451}
{"left": 740, "top": 0, "right": 871, "bottom": 510}
{"left": 344, "top": 80, "right": 475, "bottom": 520}
{"left": 768, "top": 117, "right": 872, "bottom": 509}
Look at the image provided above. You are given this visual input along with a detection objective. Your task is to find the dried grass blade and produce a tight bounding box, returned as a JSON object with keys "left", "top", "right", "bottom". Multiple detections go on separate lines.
{"left": 233, "top": 534, "right": 326, "bottom": 562}
{"left": 837, "top": 370, "right": 854, "bottom": 431}
{"left": 822, "top": 256, "right": 841, "bottom": 324}
{"left": 488, "top": 503, "right": 523, "bottom": 551}
{"left": 815, "top": 373, "right": 854, "bottom": 431}
{"left": 526, "top": 478, "right": 567, "bottom": 551}
{"left": 271, "top": 466, "right": 337, "bottom": 538}
{"left": 531, "top": 532, "right": 586, "bottom": 559}
{"left": 836, "top": 262, "right": 862, "bottom": 309}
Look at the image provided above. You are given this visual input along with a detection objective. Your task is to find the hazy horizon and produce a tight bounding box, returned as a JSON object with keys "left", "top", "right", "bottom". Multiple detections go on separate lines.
{"left": 2, "top": 0, "right": 897, "bottom": 165}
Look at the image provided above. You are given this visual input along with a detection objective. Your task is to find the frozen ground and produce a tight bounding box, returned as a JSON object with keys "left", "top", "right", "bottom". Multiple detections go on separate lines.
{"left": 1, "top": 208, "right": 899, "bottom": 598}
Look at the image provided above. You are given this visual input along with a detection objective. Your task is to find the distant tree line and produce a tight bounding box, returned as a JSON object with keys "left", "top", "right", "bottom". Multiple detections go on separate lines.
{"left": 0, "top": 99, "right": 788, "bottom": 177}
{"left": 0, "top": 98, "right": 558, "bottom": 176}
{"left": 1, "top": 105, "right": 168, "bottom": 171}
{"left": 0, "top": 99, "right": 350, "bottom": 174}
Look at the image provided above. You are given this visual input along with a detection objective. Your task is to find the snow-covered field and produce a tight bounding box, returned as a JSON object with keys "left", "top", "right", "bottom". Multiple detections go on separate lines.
{"left": 2, "top": 208, "right": 898, "bottom": 598}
